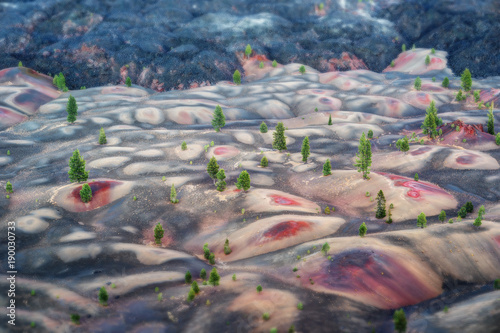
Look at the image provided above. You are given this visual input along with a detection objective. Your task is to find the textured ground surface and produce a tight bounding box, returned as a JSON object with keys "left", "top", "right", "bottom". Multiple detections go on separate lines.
{"left": 1, "top": 47, "right": 500, "bottom": 332}
{"left": 1, "top": 0, "right": 500, "bottom": 91}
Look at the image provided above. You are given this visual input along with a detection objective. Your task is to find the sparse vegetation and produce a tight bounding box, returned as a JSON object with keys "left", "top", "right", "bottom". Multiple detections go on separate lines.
{"left": 414, "top": 173, "right": 419, "bottom": 181}
{"left": 367, "top": 130, "right": 373, "bottom": 139}
{"left": 5, "top": 181, "right": 13, "bottom": 193}
{"left": 414, "top": 76, "right": 421, "bottom": 91}
{"left": 98, "top": 287, "right": 108, "bottom": 306}
{"left": 272, "top": 60, "right": 277, "bottom": 67}
{"left": 260, "top": 156, "right": 268, "bottom": 167}
{"left": 487, "top": 102, "right": 495, "bottom": 135}
{"left": 209, "top": 268, "right": 220, "bottom": 286}
{"left": 328, "top": 114, "right": 332, "bottom": 125}
{"left": 187, "top": 288, "right": 195, "bottom": 301}
{"left": 402, "top": 44, "right": 406, "bottom": 52}
{"left": 256, "top": 285, "right": 263, "bottom": 293}
{"left": 212, "top": 105, "right": 226, "bottom": 132}
{"left": 99, "top": 127, "right": 107, "bottom": 144}
{"left": 181, "top": 141, "right": 187, "bottom": 150}
{"left": 233, "top": 70, "right": 241, "bottom": 85}
{"left": 417, "top": 212, "right": 427, "bottom": 228}
{"left": 359, "top": 222, "right": 367, "bottom": 237}
{"left": 301, "top": 136, "right": 310, "bottom": 163}
{"left": 396, "top": 136, "right": 410, "bottom": 153}
{"left": 297, "top": 302, "right": 304, "bottom": 310}
{"left": 323, "top": 159, "right": 332, "bottom": 176}
{"left": 200, "top": 268, "right": 207, "bottom": 280}
{"left": 68, "top": 150, "right": 89, "bottom": 183}
{"left": 425, "top": 55, "right": 430, "bottom": 66}
{"left": 154, "top": 223, "right": 164, "bottom": 245}
{"left": 393, "top": 308, "right": 407, "bottom": 333}
{"left": 235, "top": 170, "right": 251, "bottom": 191}
{"left": 260, "top": 122, "right": 268, "bottom": 133}
{"left": 461, "top": 68, "right": 472, "bottom": 91}
{"left": 66, "top": 95, "right": 78, "bottom": 123}
{"left": 273, "top": 122, "right": 287, "bottom": 152}
{"left": 259, "top": 61, "right": 264, "bottom": 69}
{"left": 80, "top": 183, "right": 92, "bottom": 203}
{"left": 245, "top": 44, "right": 252, "bottom": 58}
{"left": 170, "top": 184, "right": 179, "bottom": 203}
{"left": 439, "top": 210, "right": 446, "bottom": 223}
{"left": 71, "top": 313, "right": 80, "bottom": 325}
{"left": 53, "top": 73, "right": 67, "bottom": 91}
{"left": 321, "top": 242, "right": 330, "bottom": 255}
{"left": 224, "top": 239, "right": 232, "bottom": 255}
{"left": 431, "top": 48, "right": 436, "bottom": 54}
{"left": 262, "top": 312, "right": 270, "bottom": 320}
{"left": 125, "top": 76, "right": 132, "bottom": 87}
{"left": 324, "top": 206, "right": 331, "bottom": 214}
{"left": 375, "top": 190, "right": 387, "bottom": 219}
{"left": 390, "top": 60, "right": 395, "bottom": 67}
{"left": 354, "top": 132, "right": 372, "bottom": 180}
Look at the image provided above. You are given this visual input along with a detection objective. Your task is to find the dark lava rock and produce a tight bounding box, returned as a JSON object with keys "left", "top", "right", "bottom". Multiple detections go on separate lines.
{"left": 1, "top": 0, "right": 498, "bottom": 90}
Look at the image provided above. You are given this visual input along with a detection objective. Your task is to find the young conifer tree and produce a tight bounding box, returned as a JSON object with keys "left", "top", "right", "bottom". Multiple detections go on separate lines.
{"left": 301, "top": 136, "right": 310, "bottom": 163}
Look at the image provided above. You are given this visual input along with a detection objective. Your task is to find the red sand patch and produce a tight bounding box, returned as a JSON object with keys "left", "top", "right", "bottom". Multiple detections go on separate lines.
{"left": 416, "top": 92, "right": 432, "bottom": 104}
{"left": 260, "top": 221, "right": 312, "bottom": 242}
{"left": 494, "top": 235, "right": 500, "bottom": 247}
{"left": 69, "top": 180, "right": 121, "bottom": 212}
{"left": 269, "top": 194, "right": 301, "bottom": 206}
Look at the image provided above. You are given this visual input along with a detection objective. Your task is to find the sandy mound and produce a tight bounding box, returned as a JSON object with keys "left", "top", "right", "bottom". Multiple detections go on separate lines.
{"left": 244, "top": 189, "right": 320, "bottom": 214}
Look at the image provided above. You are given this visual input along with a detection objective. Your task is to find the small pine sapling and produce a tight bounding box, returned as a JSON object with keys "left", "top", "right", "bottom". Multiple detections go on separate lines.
{"left": 154, "top": 223, "right": 164, "bottom": 245}
{"left": 321, "top": 242, "right": 330, "bottom": 255}
{"left": 272, "top": 60, "right": 277, "bottom": 67}
{"left": 322, "top": 159, "right": 332, "bottom": 176}
{"left": 299, "top": 65, "right": 306, "bottom": 74}
{"left": 99, "top": 127, "right": 107, "bottom": 144}
{"left": 260, "top": 122, "right": 268, "bottom": 133}
{"left": 359, "top": 222, "right": 367, "bottom": 237}
{"left": 170, "top": 184, "right": 179, "bottom": 203}
{"left": 260, "top": 156, "right": 268, "bottom": 167}
{"left": 185, "top": 271, "right": 192, "bottom": 284}
{"left": 181, "top": 141, "right": 187, "bottom": 150}
{"left": 223, "top": 239, "right": 232, "bottom": 255}
{"left": 233, "top": 70, "right": 241, "bottom": 85}
{"left": 125, "top": 77, "right": 132, "bottom": 87}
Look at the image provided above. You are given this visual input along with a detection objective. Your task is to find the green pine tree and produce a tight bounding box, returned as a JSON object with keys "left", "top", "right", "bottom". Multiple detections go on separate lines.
{"left": 191, "top": 281, "right": 200, "bottom": 294}
{"left": 272, "top": 60, "right": 277, "bottom": 67}
{"left": 233, "top": 70, "right": 241, "bottom": 85}
{"left": 99, "top": 127, "right": 107, "bottom": 144}
{"left": 68, "top": 149, "right": 89, "bottom": 183}
{"left": 260, "top": 122, "right": 268, "bottom": 133}
{"left": 181, "top": 141, "right": 187, "bottom": 150}
{"left": 187, "top": 288, "right": 195, "bottom": 301}
{"left": 259, "top": 61, "right": 264, "bottom": 69}
{"left": 396, "top": 136, "right": 410, "bottom": 153}
{"left": 301, "top": 136, "right": 310, "bottom": 163}
{"left": 200, "top": 268, "right": 207, "bottom": 280}
{"left": 328, "top": 114, "right": 332, "bottom": 125}
{"left": 431, "top": 48, "right": 436, "bottom": 54}
{"left": 245, "top": 44, "right": 252, "bottom": 58}
{"left": 18, "top": 61, "right": 23, "bottom": 67}
{"left": 66, "top": 95, "right": 78, "bottom": 123}
{"left": 417, "top": 212, "right": 427, "bottom": 228}
{"left": 80, "top": 183, "right": 92, "bottom": 203}
{"left": 54, "top": 73, "right": 67, "bottom": 91}
{"left": 487, "top": 102, "right": 495, "bottom": 135}
{"left": 414, "top": 173, "right": 419, "bottom": 181}
{"left": 98, "top": 287, "right": 108, "bottom": 306}
{"left": 375, "top": 190, "right": 387, "bottom": 219}
{"left": 209, "top": 268, "right": 220, "bottom": 286}
{"left": 474, "top": 90, "right": 481, "bottom": 102}
{"left": 393, "top": 309, "right": 407, "bottom": 333}
{"left": 425, "top": 55, "right": 431, "bottom": 66}
{"left": 206, "top": 157, "right": 220, "bottom": 183}
{"left": 421, "top": 101, "right": 441, "bottom": 138}
{"left": 185, "top": 271, "right": 192, "bottom": 284}
{"left": 321, "top": 242, "right": 330, "bottom": 255}
{"left": 442, "top": 77, "right": 449, "bottom": 88}
{"left": 260, "top": 156, "right": 268, "bottom": 167}
{"left": 322, "top": 159, "right": 332, "bottom": 176}
{"left": 354, "top": 132, "right": 372, "bottom": 179}
{"left": 235, "top": 170, "right": 251, "bottom": 191}
{"left": 438, "top": 210, "right": 446, "bottom": 223}
{"left": 5, "top": 181, "right": 13, "bottom": 193}
{"left": 211, "top": 105, "right": 226, "bottom": 132}
{"left": 359, "top": 222, "right": 367, "bottom": 237}
{"left": 465, "top": 201, "right": 474, "bottom": 213}
{"left": 224, "top": 239, "right": 232, "bottom": 255}
{"left": 299, "top": 65, "right": 306, "bottom": 74}
{"left": 402, "top": 44, "right": 406, "bottom": 52}
{"left": 216, "top": 169, "right": 226, "bottom": 192}
{"left": 461, "top": 68, "right": 472, "bottom": 91}
{"left": 367, "top": 130, "right": 373, "bottom": 139}
{"left": 170, "top": 184, "right": 179, "bottom": 203}
{"left": 414, "top": 76, "right": 422, "bottom": 91}
{"left": 272, "top": 122, "right": 287, "bottom": 152}
{"left": 125, "top": 77, "right": 132, "bottom": 87}
{"left": 154, "top": 223, "right": 164, "bottom": 244}
{"left": 496, "top": 133, "right": 500, "bottom": 145}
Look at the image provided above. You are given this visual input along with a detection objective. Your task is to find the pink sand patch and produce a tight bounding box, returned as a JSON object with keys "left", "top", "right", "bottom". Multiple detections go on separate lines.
{"left": 380, "top": 172, "right": 451, "bottom": 199}
{"left": 0, "top": 107, "right": 28, "bottom": 127}
{"left": 410, "top": 146, "right": 432, "bottom": 156}
{"left": 211, "top": 145, "right": 240, "bottom": 160}
{"left": 456, "top": 154, "right": 477, "bottom": 165}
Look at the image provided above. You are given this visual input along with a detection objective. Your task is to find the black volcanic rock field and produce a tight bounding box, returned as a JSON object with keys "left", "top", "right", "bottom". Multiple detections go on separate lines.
{"left": 1, "top": 1, "right": 500, "bottom": 333}
{"left": 1, "top": 0, "right": 500, "bottom": 91}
